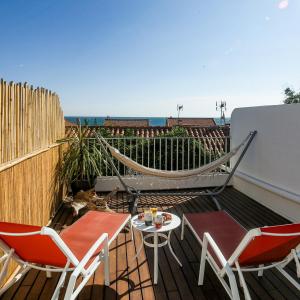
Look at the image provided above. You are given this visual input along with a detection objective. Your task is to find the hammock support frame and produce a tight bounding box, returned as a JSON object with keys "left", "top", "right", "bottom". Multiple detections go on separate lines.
{"left": 95, "top": 131, "right": 257, "bottom": 214}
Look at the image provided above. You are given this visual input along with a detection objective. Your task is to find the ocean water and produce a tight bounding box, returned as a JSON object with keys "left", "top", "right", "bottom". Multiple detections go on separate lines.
{"left": 65, "top": 116, "right": 166, "bottom": 126}
{"left": 65, "top": 116, "right": 230, "bottom": 126}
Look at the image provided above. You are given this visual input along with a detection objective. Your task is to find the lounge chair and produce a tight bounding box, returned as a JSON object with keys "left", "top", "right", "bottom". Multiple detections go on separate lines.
{"left": 0, "top": 211, "right": 131, "bottom": 300}
{"left": 181, "top": 210, "right": 300, "bottom": 300}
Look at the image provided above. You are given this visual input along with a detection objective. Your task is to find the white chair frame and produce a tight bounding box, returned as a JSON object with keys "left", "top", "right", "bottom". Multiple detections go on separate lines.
{"left": 0, "top": 215, "right": 130, "bottom": 300}
{"left": 181, "top": 215, "right": 300, "bottom": 300}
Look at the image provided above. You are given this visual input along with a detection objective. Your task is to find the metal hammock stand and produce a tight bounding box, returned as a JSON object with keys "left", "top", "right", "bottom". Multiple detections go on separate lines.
{"left": 95, "top": 131, "right": 257, "bottom": 214}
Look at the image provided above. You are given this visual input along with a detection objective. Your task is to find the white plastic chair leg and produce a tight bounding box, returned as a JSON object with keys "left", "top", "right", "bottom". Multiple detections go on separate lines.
{"left": 198, "top": 235, "right": 208, "bottom": 285}
{"left": 46, "top": 266, "right": 52, "bottom": 278}
{"left": 225, "top": 264, "right": 241, "bottom": 300}
{"left": 104, "top": 244, "right": 110, "bottom": 286}
{"left": 0, "top": 249, "right": 14, "bottom": 284}
{"left": 51, "top": 271, "right": 67, "bottom": 300}
{"left": 0, "top": 265, "right": 30, "bottom": 297}
{"left": 130, "top": 223, "right": 134, "bottom": 241}
{"left": 258, "top": 264, "right": 264, "bottom": 277}
{"left": 180, "top": 217, "right": 185, "bottom": 240}
{"left": 235, "top": 262, "right": 251, "bottom": 300}
{"left": 51, "top": 261, "right": 70, "bottom": 300}
{"left": 64, "top": 272, "right": 78, "bottom": 300}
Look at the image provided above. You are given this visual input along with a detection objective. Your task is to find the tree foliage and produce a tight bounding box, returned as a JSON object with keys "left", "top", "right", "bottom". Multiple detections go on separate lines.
{"left": 283, "top": 87, "right": 300, "bottom": 104}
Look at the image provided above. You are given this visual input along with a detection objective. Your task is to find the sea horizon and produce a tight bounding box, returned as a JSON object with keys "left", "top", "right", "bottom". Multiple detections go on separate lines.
{"left": 65, "top": 116, "right": 230, "bottom": 126}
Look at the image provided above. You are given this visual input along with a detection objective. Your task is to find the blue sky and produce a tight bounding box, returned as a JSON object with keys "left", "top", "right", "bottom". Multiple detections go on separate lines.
{"left": 0, "top": 0, "right": 299, "bottom": 117}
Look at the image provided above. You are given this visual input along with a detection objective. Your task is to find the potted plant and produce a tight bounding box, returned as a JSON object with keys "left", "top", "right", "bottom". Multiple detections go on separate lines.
{"left": 59, "top": 124, "right": 104, "bottom": 195}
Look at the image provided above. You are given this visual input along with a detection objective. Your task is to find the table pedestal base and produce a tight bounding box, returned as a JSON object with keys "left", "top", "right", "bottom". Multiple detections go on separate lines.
{"left": 133, "top": 230, "right": 182, "bottom": 284}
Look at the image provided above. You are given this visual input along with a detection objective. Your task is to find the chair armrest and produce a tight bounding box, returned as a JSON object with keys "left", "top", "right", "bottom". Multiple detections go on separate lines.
{"left": 203, "top": 232, "right": 227, "bottom": 268}
{"left": 73, "top": 233, "right": 109, "bottom": 277}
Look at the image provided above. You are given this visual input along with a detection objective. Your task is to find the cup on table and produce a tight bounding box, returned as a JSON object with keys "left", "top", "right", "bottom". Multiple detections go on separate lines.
{"left": 154, "top": 215, "right": 163, "bottom": 229}
{"left": 151, "top": 207, "right": 158, "bottom": 218}
{"left": 144, "top": 209, "right": 153, "bottom": 226}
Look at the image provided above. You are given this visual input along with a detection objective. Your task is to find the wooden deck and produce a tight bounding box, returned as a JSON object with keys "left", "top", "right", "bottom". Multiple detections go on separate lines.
{"left": 2, "top": 187, "right": 300, "bottom": 300}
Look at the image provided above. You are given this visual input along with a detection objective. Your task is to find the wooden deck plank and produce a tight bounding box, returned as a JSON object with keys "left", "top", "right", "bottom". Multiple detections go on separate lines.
{"left": 115, "top": 193, "right": 130, "bottom": 300}
{"left": 2, "top": 187, "right": 300, "bottom": 300}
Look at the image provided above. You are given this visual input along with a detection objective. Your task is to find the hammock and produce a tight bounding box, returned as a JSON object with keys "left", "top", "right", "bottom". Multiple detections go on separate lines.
{"left": 95, "top": 131, "right": 257, "bottom": 214}
{"left": 99, "top": 134, "right": 249, "bottom": 179}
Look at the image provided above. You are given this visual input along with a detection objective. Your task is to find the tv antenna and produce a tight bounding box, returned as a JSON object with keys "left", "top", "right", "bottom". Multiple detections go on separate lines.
{"left": 216, "top": 101, "right": 227, "bottom": 125}
{"left": 177, "top": 104, "right": 183, "bottom": 125}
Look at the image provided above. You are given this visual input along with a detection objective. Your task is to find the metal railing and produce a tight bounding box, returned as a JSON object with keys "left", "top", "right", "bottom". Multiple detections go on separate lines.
{"left": 91, "top": 136, "right": 230, "bottom": 176}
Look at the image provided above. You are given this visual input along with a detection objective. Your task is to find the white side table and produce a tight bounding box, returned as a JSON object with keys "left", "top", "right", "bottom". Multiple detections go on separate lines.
{"left": 131, "top": 212, "right": 182, "bottom": 284}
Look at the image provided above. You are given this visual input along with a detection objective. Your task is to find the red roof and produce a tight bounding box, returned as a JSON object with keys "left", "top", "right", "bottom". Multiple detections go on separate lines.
{"left": 166, "top": 118, "right": 216, "bottom": 127}
{"left": 65, "top": 125, "right": 229, "bottom": 138}
{"left": 65, "top": 125, "right": 230, "bottom": 153}
{"left": 104, "top": 119, "right": 149, "bottom": 127}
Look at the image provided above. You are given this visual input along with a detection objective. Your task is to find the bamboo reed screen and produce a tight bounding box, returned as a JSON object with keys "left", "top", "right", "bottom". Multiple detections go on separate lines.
{"left": 0, "top": 79, "right": 65, "bottom": 284}
{"left": 0, "top": 79, "right": 65, "bottom": 164}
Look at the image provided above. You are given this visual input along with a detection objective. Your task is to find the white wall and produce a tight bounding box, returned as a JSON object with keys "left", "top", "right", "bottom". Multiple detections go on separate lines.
{"left": 231, "top": 104, "right": 300, "bottom": 222}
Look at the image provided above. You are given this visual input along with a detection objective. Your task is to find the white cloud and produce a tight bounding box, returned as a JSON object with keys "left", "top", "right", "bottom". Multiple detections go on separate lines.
{"left": 265, "top": 16, "right": 271, "bottom": 21}
{"left": 278, "top": 0, "right": 289, "bottom": 10}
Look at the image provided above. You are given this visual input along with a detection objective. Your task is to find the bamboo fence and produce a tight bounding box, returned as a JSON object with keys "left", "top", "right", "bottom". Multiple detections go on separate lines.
{"left": 0, "top": 79, "right": 65, "bottom": 164}
{"left": 0, "top": 79, "right": 65, "bottom": 284}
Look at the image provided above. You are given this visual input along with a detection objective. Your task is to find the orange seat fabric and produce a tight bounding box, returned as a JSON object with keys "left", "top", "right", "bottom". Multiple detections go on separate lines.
{"left": 0, "top": 211, "right": 130, "bottom": 268}
{"left": 238, "top": 223, "right": 300, "bottom": 267}
{"left": 0, "top": 222, "right": 68, "bottom": 267}
{"left": 60, "top": 211, "right": 130, "bottom": 266}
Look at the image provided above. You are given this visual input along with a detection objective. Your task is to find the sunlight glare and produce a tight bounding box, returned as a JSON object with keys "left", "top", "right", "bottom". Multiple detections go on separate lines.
{"left": 278, "top": 0, "right": 289, "bottom": 9}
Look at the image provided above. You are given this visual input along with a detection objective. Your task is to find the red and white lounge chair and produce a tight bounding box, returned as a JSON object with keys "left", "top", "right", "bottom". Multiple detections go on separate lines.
{"left": 181, "top": 211, "right": 300, "bottom": 300}
{"left": 0, "top": 211, "right": 131, "bottom": 300}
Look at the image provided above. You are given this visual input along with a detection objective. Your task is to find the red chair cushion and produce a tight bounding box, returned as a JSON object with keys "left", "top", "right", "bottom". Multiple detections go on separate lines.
{"left": 0, "top": 222, "right": 68, "bottom": 267}
{"left": 184, "top": 211, "right": 246, "bottom": 268}
{"left": 238, "top": 223, "right": 300, "bottom": 266}
{"left": 60, "top": 211, "right": 130, "bottom": 266}
{"left": 0, "top": 211, "right": 130, "bottom": 268}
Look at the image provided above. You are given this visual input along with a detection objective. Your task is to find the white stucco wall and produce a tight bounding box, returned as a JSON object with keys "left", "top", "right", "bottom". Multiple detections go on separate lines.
{"left": 231, "top": 104, "right": 300, "bottom": 222}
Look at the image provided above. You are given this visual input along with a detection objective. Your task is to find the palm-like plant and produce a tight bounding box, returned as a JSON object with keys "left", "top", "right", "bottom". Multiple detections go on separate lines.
{"left": 59, "top": 125, "right": 103, "bottom": 189}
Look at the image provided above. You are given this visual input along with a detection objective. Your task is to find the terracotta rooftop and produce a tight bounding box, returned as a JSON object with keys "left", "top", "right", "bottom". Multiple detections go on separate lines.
{"left": 166, "top": 117, "right": 216, "bottom": 127}
{"left": 104, "top": 118, "right": 149, "bottom": 127}
{"left": 65, "top": 125, "right": 230, "bottom": 154}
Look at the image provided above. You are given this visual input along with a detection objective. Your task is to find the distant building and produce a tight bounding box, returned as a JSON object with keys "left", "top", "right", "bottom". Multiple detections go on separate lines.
{"left": 166, "top": 117, "right": 216, "bottom": 127}
{"left": 104, "top": 118, "right": 149, "bottom": 127}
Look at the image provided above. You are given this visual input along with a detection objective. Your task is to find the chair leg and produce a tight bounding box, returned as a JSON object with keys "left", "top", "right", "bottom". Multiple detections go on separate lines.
{"left": 276, "top": 266, "right": 300, "bottom": 291}
{"left": 198, "top": 234, "right": 208, "bottom": 285}
{"left": 104, "top": 245, "right": 110, "bottom": 286}
{"left": 0, "top": 249, "right": 14, "bottom": 284}
{"left": 130, "top": 222, "right": 134, "bottom": 241}
{"left": 51, "top": 270, "right": 68, "bottom": 300}
{"left": 64, "top": 273, "right": 78, "bottom": 300}
{"left": 258, "top": 264, "right": 264, "bottom": 277}
{"left": 225, "top": 264, "right": 241, "bottom": 300}
{"left": 180, "top": 217, "right": 185, "bottom": 240}
{"left": 0, "top": 265, "right": 30, "bottom": 297}
{"left": 46, "top": 265, "right": 52, "bottom": 278}
{"left": 235, "top": 262, "right": 251, "bottom": 300}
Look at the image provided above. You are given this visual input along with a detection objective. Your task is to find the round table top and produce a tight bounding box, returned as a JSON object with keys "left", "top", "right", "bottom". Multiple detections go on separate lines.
{"left": 131, "top": 212, "right": 181, "bottom": 233}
